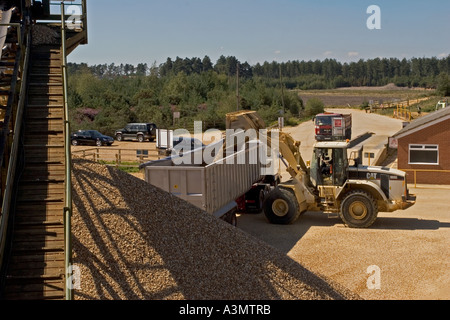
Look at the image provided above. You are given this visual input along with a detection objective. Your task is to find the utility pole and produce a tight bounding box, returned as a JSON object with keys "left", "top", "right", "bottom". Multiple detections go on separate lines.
{"left": 236, "top": 62, "right": 240, "bottom": 111}
{"left": 279, "top": 64, "right": 285, "bottom": 115}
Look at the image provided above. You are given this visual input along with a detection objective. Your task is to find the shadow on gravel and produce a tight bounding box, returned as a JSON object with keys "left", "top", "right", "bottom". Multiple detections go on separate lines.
{"left": 70, "top": 159, "right": 361, "bottom": 300}
{"left": 372, "top": 217, "right": 450, "bottom": 230}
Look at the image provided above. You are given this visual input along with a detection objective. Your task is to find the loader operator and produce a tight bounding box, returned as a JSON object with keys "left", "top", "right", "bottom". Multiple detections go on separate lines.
{"left": 320, "top": 152, "right": 333, "bottom": 182}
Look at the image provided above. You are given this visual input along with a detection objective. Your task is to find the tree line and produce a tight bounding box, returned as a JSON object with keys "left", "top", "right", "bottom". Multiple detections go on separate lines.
{"left": 71, "top": 55, "right": 450, "bottom": 88}
{"left": 67, "top": 55, "right": 450, "bottom": 136}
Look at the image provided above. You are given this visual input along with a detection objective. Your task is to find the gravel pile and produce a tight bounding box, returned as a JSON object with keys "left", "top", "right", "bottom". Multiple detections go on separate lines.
{"left": 71, "top": 158, "right": 360, "bottom": 300}
{"left": 32, "top": 24, "right": 60, "bottom": 45}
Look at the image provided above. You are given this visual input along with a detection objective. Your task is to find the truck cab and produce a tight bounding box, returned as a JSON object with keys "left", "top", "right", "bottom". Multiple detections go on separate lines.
{"left": 314, "top": 112, "right": 352, "bottom": 141}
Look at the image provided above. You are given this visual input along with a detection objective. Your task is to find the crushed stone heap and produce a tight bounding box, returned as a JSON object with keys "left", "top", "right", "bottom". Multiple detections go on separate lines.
{"left": 71, "top": 158, "right": 360, "bottom": 300}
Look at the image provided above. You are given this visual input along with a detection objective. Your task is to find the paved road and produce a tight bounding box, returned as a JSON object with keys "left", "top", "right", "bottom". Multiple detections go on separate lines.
{"left": 284, "top": 108, "right": 404, "bottom": 159}
{"left": 238, "top": 110, "right": 449, "bottom": 300}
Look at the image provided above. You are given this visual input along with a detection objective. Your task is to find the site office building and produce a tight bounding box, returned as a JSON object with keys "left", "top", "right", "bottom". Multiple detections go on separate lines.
{"left": 392, "top": 107, "right": 450, "bottom": 185}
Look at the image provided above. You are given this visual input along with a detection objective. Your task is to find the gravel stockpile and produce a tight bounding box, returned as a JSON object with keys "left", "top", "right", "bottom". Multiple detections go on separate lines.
{"left": 71, "top": 158, "right": 360, "bottom": 300}
{"left": 32, "top": 24, "right": 60, "bottom": 45}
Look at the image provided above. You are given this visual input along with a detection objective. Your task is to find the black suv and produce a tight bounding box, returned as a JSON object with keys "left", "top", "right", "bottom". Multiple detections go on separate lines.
{"left": 115, "top": 123, "right": 157, "bottom": 142}
{"left": 71, "top": 130, "right": 114, "bottom": 146}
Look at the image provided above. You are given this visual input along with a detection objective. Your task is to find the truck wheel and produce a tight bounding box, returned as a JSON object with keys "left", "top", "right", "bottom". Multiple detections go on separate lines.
{"left": 116, "top": 134, "right": 122, "bottom": 141}
{"left": 257, "top": 188, "right": 265, "bottom": 212}
{"left": 222, "top": 210, "right": 237, "bottom": 227}
{"left": 71, "top": 140, "right": 78, "bottom": 146}
{"left": 340, "top": 191, "right": 378, "bottom": 228}
{"left": 264, "top": 187, "right": 300, "bottom": 224}
{"left": 137, "top": 134, "right": 144, "bottom": 142}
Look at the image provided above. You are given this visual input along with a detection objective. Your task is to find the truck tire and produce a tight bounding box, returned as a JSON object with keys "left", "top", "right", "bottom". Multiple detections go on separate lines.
{"left": 137, "top": 134, "right": 144, "bottom": 142}
{"left": 340, "top": 190, "right": 378, "bottom": 228}
{"left": 264, "top": 187, "right": 300, "bottom": 224}
{"left": 222, "top": 210, "right": 237, "bottom": 227}
{"left": 116, "top": 134, "right": 123, "bottom": 141}
{"left": 244, "top": 186, "right": 266, "bottom": 213}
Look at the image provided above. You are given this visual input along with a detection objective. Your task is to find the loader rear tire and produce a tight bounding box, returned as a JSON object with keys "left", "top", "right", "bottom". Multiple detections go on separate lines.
{"left": 340, "top": 190, "right": 378, "bottom": 228}
{"left": 264, "top": 188, "right": 300, "bottom": 224}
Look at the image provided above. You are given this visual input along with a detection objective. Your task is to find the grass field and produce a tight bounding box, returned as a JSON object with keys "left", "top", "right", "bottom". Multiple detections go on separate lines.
{"left": 295, "top": 84, "right": 436, "bottom": 108}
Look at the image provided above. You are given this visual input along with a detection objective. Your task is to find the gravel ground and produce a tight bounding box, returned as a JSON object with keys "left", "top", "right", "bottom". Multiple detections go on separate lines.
{"left": 71, "top": 158, "right": 360, "bottom": 300}
{"left": 238, "top": 185, "right": 450, "bottom": 300}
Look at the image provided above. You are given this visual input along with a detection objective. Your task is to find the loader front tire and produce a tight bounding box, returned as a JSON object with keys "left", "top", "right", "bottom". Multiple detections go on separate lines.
{"left": 264, "top": 188, "right": 300, "bottom": 224}
{"left": 340, "top": 190, "right": 378, "bottom": 228}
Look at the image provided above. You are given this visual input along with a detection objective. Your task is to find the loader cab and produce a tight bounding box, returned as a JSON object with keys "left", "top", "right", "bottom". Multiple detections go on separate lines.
{"left": 310, "top": 142, "right": 349, "bottom": 187}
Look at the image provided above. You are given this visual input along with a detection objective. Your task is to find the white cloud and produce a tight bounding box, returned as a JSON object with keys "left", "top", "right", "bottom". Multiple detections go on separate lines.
{"left": 323, "top": 51, "right": 333, "bottom": 56}
{"left": 347, "top": 51, "right": 359, "bottom": 57}
{"left": 438, "top": 53, "right": 448, "bottom": 58}
{"left": 274, "top": 50, "right": 281, "bottom": 55}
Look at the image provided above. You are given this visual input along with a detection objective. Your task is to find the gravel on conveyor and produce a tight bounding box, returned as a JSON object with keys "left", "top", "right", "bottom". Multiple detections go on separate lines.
{"left": 71, "top": 158, "right": 360, "bottom": 300}
{"left": 32, "top": 24, "right": 60, "bottom": 45}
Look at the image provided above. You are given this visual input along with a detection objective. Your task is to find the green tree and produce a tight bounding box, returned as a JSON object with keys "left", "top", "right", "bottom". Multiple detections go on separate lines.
{"left": 305, "top": 98, "right": 324, "bottom": 117}
{"left": 437, "top": 73, "right": 450, "bottom": 96}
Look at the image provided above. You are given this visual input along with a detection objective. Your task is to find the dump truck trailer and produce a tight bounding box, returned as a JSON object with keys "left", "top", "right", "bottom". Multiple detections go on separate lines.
{"left": 141, "top": 137, "right": 277, "bottom": 225}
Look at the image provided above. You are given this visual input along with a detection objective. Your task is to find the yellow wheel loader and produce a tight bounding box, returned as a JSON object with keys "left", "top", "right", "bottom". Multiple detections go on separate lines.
{"left": 226, "top": 111, "right": 416, "bottom": 228}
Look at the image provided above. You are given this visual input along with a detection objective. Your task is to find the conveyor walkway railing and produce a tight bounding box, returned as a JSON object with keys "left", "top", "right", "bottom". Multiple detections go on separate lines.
{"left": 0, "top": 4, "right": 31, "bottom": 290}
{"left": 0, "top": 0, "right": 87, "bottom": 300}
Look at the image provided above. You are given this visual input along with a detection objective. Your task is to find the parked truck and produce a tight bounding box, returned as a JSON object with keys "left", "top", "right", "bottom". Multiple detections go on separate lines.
{"left": 314, "top": 112, "right": 352, "bottom": 141}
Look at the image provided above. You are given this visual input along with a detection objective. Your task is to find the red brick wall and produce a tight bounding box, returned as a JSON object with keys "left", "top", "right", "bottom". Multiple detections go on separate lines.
{"left": 397, "top": 118, "right": 450, "bottom": 185}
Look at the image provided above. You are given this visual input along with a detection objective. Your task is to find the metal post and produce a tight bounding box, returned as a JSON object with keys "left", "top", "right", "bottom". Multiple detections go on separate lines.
{"left": 61, "top": 1, "right": 73, "bottom": 301}
{"left": 236, "top": 62, "right": 239, "bottom": 111}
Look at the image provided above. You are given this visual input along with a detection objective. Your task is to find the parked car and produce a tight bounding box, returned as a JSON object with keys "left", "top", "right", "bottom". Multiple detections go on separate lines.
{"left": 167, "top": 136, "right": 205, "bottom": 156}
{"left": 71, "top": 130, "right": 114, "bottom": 146}
{"left": 115, "top": 123, "right": 157, "bottom": 142}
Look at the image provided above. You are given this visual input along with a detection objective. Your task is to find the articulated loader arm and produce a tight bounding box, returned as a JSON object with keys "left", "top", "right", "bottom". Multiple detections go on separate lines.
{"left": 226, "top": 111, "right": 308, "bottom": 179}
{"left": 226, "top": 111, "right": 318, "bottom": 218}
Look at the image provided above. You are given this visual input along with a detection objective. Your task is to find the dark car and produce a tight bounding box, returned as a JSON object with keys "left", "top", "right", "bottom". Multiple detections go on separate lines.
{"left": 71, "top": 130, "right": 114, "bottom": 146}
{"left": 161, "top": 136, "right": 205, "bottom": 156}
{"left": 115, "top": 123, "right": 157, "bottom": 142}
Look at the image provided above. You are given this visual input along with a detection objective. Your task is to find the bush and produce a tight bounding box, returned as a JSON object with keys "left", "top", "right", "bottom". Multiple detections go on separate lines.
{"left": 305, "top": 98, "right": 324, "bottom": 116}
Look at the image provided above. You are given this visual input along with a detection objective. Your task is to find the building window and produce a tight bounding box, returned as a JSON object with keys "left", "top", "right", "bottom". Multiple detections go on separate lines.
{"left": 409, "top": 144, "right": 439, "bottom": 165}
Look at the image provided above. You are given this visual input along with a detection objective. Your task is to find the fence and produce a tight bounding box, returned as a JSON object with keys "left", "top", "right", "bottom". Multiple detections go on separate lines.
{"left": 368, "top": 97, "right": 431, "bottom": 121}
{"left": 72, "top": 147, "right": 161, "bottom": 169}
{"left": 399, "top": 168, "right": 450, "bottom": 188}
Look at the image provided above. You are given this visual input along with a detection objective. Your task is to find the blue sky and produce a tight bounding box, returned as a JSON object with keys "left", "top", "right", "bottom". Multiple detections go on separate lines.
{"left": 67, "top": 0, "right": 450, "bottom": 66}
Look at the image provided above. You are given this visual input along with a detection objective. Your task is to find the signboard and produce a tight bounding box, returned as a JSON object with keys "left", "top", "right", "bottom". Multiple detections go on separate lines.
{"left": 389, "top": 137, "right": 398, "bottom": 149}
{"left": 333, "top": 118, "right": 342, "bottom": 127}
{"left": 278, "top": 117, "right": 284, "bottom": 129}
